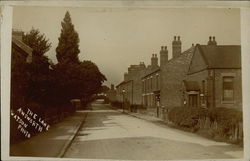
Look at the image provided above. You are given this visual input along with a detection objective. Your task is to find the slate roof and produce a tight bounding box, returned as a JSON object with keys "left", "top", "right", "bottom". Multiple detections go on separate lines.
{"left": 183, "top": 80, "right": 200, "bottom": 91}
{"left": 141, "top": 67, "right": 160, "bottom": 79}
{"left": 197, "top": 45, "right": 241, "bottom": 69}
{"left": 116, "top": 80, "right": 132, "bottom": 88}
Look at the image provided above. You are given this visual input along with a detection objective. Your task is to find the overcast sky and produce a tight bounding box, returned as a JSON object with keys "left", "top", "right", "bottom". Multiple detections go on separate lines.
{"left": 12, "top": 6, "right": 240, "bottom": 87}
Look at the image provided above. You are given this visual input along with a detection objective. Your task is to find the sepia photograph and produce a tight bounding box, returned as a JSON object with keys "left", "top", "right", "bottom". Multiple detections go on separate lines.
{"left": 1, "top": 1, "right": 250, "bottom": 161}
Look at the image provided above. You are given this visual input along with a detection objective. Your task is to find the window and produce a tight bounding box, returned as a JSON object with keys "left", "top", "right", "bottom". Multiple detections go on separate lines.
{"left": 150, "top": 77, "right": 153, "bottom": 91}
{"left": 156, "top": 75, "right": 159, "bottom": 90}
{"left": 223, "top": 76, "right": 234, "bottom": 101}
{"left": 142, "top": 80, "right": 145, "bottom": 93}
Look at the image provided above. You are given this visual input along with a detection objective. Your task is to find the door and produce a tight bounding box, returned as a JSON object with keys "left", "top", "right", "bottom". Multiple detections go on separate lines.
{"left": 188, "top": 94, "right": 198, "bottom": 108}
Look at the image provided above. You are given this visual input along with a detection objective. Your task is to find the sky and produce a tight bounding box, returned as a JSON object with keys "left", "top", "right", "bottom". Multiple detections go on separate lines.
{"left": 12, "top": 6, "right": 240, "bottom": 87}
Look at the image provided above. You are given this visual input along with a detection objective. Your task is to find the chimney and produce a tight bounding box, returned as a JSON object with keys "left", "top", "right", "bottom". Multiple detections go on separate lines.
{"left": 12, "top": 29, "right": 24, "bottom": 41}
{"left": 160, "top": 45, "right": 168, "bottom": 68}
{"left": 212, "top": 36, "right": 217, "bottom": 45}
{"left": 172, "top": 36, "right": 182, "bottom": 58}
{"left": 208, "top": 36, "right": 217, "bottom": 46}
{"left": 151, "top": 53, "right": 158, "bottom": 68}
{"left": 124, "top": 72, "right": 129, "bottom": 81}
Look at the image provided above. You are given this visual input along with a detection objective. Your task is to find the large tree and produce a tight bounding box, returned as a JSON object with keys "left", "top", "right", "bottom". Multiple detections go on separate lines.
{"left": 56, "top": 11, "right": 80, "bottom": 64}
{"left": 53, "top": 11, "right": 107, "bottom": 107}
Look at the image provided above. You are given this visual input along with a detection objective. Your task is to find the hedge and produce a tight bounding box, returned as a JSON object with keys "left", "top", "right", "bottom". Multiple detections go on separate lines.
{"left": 168, "top": 106, "right": 243, "bottom": 141}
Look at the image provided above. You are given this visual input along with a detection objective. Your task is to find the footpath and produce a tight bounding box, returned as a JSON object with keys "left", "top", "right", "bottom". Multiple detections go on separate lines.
{"left": 115, "top": 108, "right": 164, "bottom": 123}
{"left": 10, "top": 110, "right": 87, "bottom": 158}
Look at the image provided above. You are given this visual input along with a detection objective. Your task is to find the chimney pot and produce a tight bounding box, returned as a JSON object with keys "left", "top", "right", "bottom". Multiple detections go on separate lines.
{"left": 174, "top": 36, "right": 176, "bottom": 41}
{"left": 178, "top": 36, "right": 180, "bottom": 41}
{"left": 165, "top": 46, "right": 167, "bottom": 50}
{"left": 213, "top": 36, "right": 215, "bottom": 41}
{"left": 161, "top": 46, "right": 164, "bottom": 50}
{"left": 209, "top": 36, "right": 212, "bottom": 41}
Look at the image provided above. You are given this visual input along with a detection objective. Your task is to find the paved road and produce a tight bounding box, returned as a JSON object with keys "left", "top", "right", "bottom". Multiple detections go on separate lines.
{"left": 64, "top": 101, "right": 243, "bottom": 160}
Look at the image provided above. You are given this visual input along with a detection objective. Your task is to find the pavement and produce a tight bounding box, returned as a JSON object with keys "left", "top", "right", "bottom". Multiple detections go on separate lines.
{"left": 10, "top": 110, "right": 87, "bottom": 158}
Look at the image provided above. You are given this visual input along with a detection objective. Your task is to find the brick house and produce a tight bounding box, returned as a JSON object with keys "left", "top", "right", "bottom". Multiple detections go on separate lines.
{"left": 116, "top": 63, "right": 146, "bottom": 108}
{"left": 12, "top": 36, "right": 33, "bottom": 64}
{"left": 160, "top": 37, "right": 195, "bottom": 119}
{"left": 183, "top": 37, "right": 242, "bottom": 110}
{"left": 141, "top": 54, "right": 161, "bottom": 116}
{"left": 11, "top": 33, "right": 33, "bottom": 109}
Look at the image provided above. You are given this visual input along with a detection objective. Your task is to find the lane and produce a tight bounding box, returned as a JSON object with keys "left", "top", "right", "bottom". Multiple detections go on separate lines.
{"left": 64, "top": 102, "right": 243, "bottom": 160}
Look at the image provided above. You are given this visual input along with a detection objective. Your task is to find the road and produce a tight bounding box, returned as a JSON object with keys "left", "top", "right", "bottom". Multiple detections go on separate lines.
{"left": 63, "top": 100, "right": 243, "bottom": 160}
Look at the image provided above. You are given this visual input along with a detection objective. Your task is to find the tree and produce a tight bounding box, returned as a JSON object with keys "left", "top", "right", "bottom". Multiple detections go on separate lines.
{"left": 56, "top": 11, "right": 80, "bottom": 64}
{"left": 22, "top": 28, "right": 53, "bottom": 104}
{"left": 22, "top": 28, "right": 51, "bottom": 58}
{"left": 53, "top": 11, "right": 107, "bottom": 107}
{"left": 52, "top": 61, "right": 106, "bottom": 106}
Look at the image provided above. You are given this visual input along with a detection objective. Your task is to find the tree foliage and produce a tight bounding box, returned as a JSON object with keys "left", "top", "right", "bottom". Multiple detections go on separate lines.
{"left": 22, "top": 28, "right": 53, "bottom": 104}
{"left": 53, "top": 60, "right": 106, "bottom": 105}
{"left": 56, "top": 11, "right": 80, "bottom": 64}
{"left": 22, "top": 28, "right": 51, "bottom": 58}
{"left": 11, "top": 11, "right": 107, "bottom": 109}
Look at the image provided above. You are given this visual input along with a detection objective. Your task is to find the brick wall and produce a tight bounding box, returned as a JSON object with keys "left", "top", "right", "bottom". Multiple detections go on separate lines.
{"left": 160, "top": 47, "right": 194, "bottom": 110}
{"left": 186, "top": 70, "right": 210, "bottom": 107}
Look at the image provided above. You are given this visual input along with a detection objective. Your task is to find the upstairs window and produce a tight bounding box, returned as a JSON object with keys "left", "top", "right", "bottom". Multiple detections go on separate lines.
{"left": 223, "top": 76, "right": 234, "bottom": 101}
{"left": 150, "top": 77, "right": 153, "bottom": 91}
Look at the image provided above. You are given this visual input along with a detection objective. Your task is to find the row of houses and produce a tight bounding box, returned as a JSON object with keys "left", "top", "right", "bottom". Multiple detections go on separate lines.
{"left": 107, "top": 36, "right": 242, "bottom": 120}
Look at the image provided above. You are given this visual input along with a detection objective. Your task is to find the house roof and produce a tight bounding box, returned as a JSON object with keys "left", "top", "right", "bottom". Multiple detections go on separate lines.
{"left": 116, "top": 80, "right": 133, "bottom": 88}
{"left": 141, "top": 67, "right": 160, "bottom": 79}
{"left": 183, "top": 80, "right": 200, "bottom": 91}
{"left": 197, "top": 45, "right": 241, "bottom": 69}
{"left": 12, "top": 36, "right": 33, "bottom": 56}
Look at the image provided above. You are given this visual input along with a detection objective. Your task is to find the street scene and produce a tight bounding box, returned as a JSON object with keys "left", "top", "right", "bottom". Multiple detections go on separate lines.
{"left": 4, "top": 4, "right": 244, "bottom": 161}
{"left": 11, "top": 99, "right": 243, "bottom": 160}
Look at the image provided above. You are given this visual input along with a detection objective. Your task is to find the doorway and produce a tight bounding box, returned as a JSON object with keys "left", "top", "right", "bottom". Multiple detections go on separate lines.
{"left": 188, "top": 94, "right": 198, "bottom": 108}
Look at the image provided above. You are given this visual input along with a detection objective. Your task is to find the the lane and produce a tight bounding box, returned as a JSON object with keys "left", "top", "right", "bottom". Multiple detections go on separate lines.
{"left": 64, "top": 102, "right": 243, "bottom": 160}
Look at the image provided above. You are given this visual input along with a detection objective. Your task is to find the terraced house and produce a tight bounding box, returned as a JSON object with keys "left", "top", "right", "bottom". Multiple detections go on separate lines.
{"left": 116, "top": 63, "right": 146, "bottom": 109}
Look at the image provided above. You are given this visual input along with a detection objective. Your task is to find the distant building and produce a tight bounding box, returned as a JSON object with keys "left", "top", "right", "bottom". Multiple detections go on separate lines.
{"left": 107, "top": 84, "right": 117, "bottom": 102}
{"left": 116, "top": 63, "right": 146, "bottom": 107}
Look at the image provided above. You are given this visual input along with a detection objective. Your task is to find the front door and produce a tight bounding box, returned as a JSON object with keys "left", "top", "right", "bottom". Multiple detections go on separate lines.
{"left": 188, "top": 94, "right": 198, "bottom": 108}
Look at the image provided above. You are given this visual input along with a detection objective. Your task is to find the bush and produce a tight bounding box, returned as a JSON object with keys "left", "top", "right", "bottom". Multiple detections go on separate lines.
{"left": 208, "top": 107, "right": 242, "bottom": 138}
{"left": 168, "top": 106, "right": 243, "bottom": 142}
{"left": 168, "top": 106, "right": 208, "bottom": 130}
